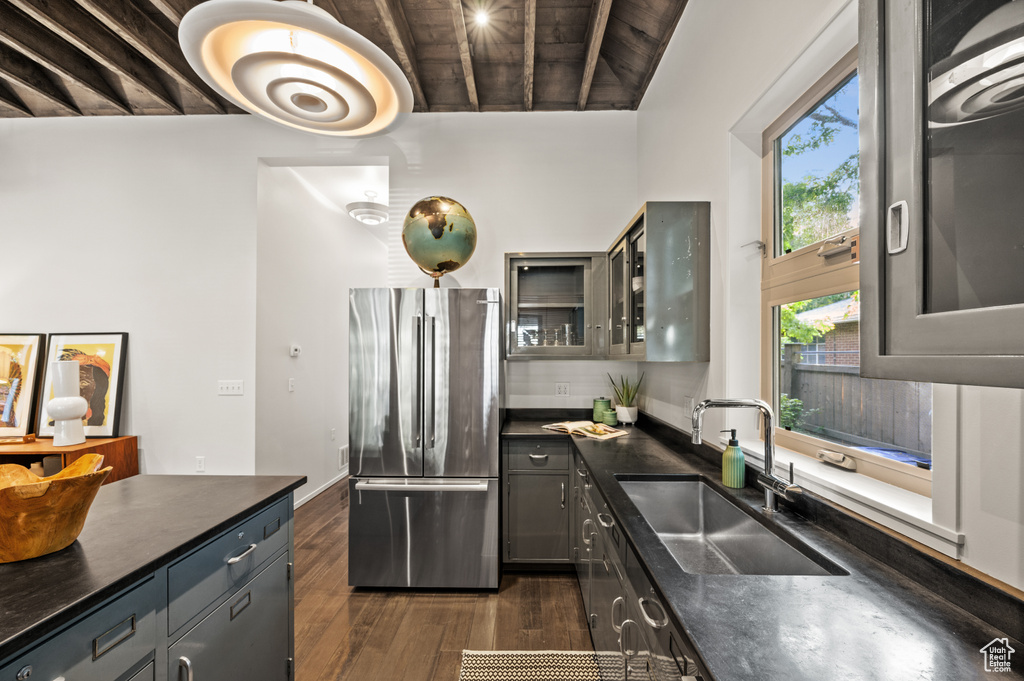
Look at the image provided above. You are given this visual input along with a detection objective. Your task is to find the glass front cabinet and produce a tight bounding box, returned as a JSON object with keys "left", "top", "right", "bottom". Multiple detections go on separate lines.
{"left": 860, "top": 0, "right": 1024, "bottom": 388}
{"left": 505, "top": 253, "right": 607, "bottom": 358}
{"left": 608, "top": 202, "right": 711, "bottom": 362}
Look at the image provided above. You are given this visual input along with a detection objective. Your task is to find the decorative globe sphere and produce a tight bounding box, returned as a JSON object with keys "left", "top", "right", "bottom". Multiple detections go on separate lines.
{"left": 401, "top": 196, "right": 477, "bottom": 283}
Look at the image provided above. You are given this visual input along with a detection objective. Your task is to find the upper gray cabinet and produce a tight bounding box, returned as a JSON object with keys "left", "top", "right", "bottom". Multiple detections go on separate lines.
{"left": 608, "top": 202, "right": 711, "bottom": 362}
{"left": 505, "top": 253, "right": 608, "bottom": 358}
{"left": 860, "top": 0, "right": 1024, "bottom": 388}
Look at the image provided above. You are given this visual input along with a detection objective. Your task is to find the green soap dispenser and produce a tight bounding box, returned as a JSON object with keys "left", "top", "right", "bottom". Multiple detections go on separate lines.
{"left": 721, "top": 429, "right": 746, "bottom": 488}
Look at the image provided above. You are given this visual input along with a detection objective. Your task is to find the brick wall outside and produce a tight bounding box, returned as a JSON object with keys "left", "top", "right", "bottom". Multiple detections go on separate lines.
{"left": 824, "top": 321, "right": 859, "bottom": 365}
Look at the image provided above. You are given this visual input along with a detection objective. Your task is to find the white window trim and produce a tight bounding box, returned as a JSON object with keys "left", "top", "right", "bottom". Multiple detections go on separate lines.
{"left": 727, "top": 0, "right": 962, "bottom": 556}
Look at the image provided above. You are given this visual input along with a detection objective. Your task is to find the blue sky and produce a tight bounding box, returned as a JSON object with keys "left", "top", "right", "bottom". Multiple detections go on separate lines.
{"left": 780, "top": 75, "right": 859, "bottom": 185}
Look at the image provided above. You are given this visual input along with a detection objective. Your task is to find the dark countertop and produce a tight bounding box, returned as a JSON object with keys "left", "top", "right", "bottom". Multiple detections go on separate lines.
{"left": 0, "top": 474, "right": 305, "bottom": 662}
{"left": 504, "top": 419, "right": 1024, "bottom": 681}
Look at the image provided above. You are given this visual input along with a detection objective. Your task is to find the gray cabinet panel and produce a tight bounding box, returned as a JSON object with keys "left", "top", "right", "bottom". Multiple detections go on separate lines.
{"left": 0, "top": 578, "right": 157, "bottom": 681}
{"left": 608, "top": 202, "right": 711, "bottom": 362}
{"left": 506, "top": 474, "right": 570, "bottom": 562}
{"left": 169, "top": 555, "right": 290, "bottom": 681}
{"left": 167, "top": 497, "right": 289, "bottom": 637}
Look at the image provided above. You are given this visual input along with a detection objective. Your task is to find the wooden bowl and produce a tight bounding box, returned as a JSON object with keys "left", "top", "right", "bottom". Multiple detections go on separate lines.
{"left": 0, "top": 454, "right": 112, "bottom": 563}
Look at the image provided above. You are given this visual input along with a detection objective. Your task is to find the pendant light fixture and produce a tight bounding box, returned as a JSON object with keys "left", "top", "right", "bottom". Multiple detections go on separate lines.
{"left": 346, "top": 191, "right": 389, "bottom": 225}
{"left": 179, "top": 0, "right": 414, "bottom": 137}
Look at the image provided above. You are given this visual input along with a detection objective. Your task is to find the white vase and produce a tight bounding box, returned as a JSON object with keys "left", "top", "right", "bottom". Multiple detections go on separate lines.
{"left": 616, "top": 405, "right": 638, "bottom": 425}
{"left": 48, "top": 360, "right": 87, "bottom": 446}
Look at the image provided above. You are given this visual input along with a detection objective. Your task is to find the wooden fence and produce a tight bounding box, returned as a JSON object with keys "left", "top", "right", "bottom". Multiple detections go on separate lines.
{"left": 781, "top": 345, "right": 932, "bottom": 457}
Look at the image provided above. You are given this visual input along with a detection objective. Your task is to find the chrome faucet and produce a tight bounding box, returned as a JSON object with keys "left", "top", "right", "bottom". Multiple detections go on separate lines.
{"left": 691, "top": 398, "right": 801, "bottom": 513}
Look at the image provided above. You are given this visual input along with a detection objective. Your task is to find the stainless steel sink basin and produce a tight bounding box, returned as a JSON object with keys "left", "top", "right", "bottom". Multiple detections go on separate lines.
{"left": 617, "top": 478, "right": 846, "bottom": 576}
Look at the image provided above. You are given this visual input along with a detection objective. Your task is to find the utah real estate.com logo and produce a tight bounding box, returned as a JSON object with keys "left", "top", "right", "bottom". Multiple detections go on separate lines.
{"left": 980, "top": 638, "right": 1015, "bottom": 673}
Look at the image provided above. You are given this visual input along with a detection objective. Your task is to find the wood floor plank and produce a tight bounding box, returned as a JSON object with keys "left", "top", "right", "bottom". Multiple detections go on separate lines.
{"left": 293, "top": 478, "right": 593, "bottom": 680}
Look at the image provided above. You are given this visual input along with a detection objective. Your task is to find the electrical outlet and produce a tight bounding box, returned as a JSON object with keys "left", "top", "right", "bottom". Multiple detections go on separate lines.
{"left": 338, "top": 445, "right": 349, "bottom": 470}
{"left": 288, "top": 378, "right": 295, "bottom": 392}
{"left": 195, "top": 456, "right": 206, "bottom": 473}
{"left": 555, "top": 382, "right": 570, "bottom": 396}
{"left": 684, "top": 396, "right": 694, "bottom": 415}
{"left": 330, "top": 428, "right": 336, "bottom": 441}
{"left": 218, "top": 380, "right": 243, "bottom": 396}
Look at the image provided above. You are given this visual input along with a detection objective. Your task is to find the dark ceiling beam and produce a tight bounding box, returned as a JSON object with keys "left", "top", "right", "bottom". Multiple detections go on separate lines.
{"left": 318, "top": 0, "right": 350, "bottom": 26}
{"left": 447, "top": 0, "right": 479, "bottom": 111}
{"left": 75, "top": 0, "right": 227, "bottom": 113}
{"left": 631, "top": 0, "right": 689, "bottom": 108}
{"left": 577, "top": 0, "right": 613, "bottom": 111}
{"left": 0, "top": 74, "right": 33, "bottom": 116}
{"left": 523, "top": 0, "right": 536, "bottom": 111}
{"left": 145, "top": 0, "right": 194, "bottom": 27}
{"left": 0, "top": 43, "right": 80, "bottom": 115}
{"left": 371, "top": 0, "right": 429, "bottom": 111}
{"left": 0, "top": 2, "right": 130, "bottom": 114}
{"left": 9, "top": 0, "right": 181, "bottom": 113}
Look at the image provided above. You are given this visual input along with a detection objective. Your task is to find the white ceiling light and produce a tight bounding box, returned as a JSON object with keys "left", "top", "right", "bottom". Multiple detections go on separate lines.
{"left": 474, "top": 10, "right": 488, "bottom": 26}
{"left": 346, "top": 191, "right": 389, "bottom": 225}
{"left": 180, "top": 0, "right": 414, "bottom": 137}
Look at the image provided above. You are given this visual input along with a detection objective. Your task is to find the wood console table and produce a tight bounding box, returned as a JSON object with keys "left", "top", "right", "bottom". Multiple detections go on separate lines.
{"left": 0, "top": 436, "right": 139, "bottom": 484}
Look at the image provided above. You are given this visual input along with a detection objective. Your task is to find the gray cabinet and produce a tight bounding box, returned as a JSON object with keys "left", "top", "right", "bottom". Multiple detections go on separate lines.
{"left": 574, "top": 458, "right": 700, "bottom": 681}
{"left": 0, "top": 493, "right": 295, "bottom": 681}
{"left": 608, "top": 203, "right": 711, "bottom": 362}
{"left": 505, "top": 253, "right": 608, "bottom": 359}
{"left": 503, "top": 440, "right": 572, "bottom": 564}
{"left": 169, "top": 556, "right": 290, "bottom": 681}
{"left": 859, "top": 0, "right": 1024, "bottom": 388}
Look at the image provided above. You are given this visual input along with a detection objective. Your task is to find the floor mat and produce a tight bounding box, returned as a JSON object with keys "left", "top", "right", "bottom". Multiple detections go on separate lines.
{"left": 458, "top": 650, "right": 608, "bottom": 681}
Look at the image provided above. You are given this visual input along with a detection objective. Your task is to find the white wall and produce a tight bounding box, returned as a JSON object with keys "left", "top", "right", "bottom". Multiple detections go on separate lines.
{"left": 635, "top": 0, "right": 1024, "bottom": 590}
{"left": 254, "top": 165, "right": 388, "bottom": 505}
{"left": 0, "top": 110, "right": 636, "bottom": 477}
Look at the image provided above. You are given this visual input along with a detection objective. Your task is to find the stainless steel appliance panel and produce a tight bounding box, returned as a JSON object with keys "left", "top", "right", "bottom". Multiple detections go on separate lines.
{"left": 349, "top": 288, "right": 424, "bottom": 477}
{"left": 423, "top": 288, "right": 501, "bottom": 478}
{"left": 348, "top": 477, "right": 499, "bottom": 588}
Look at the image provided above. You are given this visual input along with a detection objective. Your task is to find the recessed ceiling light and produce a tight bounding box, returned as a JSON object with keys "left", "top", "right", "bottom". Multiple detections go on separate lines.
{"left": 346, "top": 191, "right": 389, "bottom": 225}
{"left": 474, "top": 10, "right": 488, "bottom": 25}
{"left": 179, "top": 0, "right": 413, "bottom": 137}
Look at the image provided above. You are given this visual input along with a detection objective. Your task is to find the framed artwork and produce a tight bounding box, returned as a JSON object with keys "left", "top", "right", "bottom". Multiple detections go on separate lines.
{"left": 0, "top": 334, "right": 46, "bottom": 438}
{"left": 37, "top": 333, "right": 128, "bottom": 439}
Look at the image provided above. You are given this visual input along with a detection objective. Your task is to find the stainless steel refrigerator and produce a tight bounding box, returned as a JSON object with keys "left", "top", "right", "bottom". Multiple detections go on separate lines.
{"left": 347, "top": 287, "right": 502, "bottom": 588}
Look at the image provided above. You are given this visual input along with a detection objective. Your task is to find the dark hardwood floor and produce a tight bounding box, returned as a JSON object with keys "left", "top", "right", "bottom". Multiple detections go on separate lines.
{"left": 294, "top": 479, "right": 593, "bottom": 680}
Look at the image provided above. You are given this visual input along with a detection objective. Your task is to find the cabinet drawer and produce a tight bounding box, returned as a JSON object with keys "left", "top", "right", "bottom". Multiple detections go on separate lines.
{"left": 0, "top": 578, "right": 157, "bottom": 681}
{"left": 507, "top": 441, "right": 568, "bottom": 471}
{"left": 129, "top": 661, "right": 155, "bottom": 681}
{"left": 167, "top": 497, "right": 289, "bottom": 636}
{"left": 169, "top": 555, "right": 289, "bottom": 681}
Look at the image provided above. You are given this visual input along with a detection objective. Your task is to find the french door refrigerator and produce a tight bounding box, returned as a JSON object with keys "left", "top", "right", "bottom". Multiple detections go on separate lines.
{"left": 348, "top": 287, "right": 502, "bottom": 588}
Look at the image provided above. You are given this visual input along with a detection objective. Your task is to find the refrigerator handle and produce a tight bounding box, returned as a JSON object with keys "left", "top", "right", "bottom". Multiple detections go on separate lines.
{"left": 413, "top": 314, "right": 422, "bottom": 449}
{"left": 428, "top": 315, "right": 437, "bottom": 449}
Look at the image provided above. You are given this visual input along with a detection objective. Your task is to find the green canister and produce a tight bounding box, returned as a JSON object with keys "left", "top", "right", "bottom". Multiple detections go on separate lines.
{"left": 602, "top": 409, "right": 618, "bottom": 426}
{"left": 593, "top": 397, "right": 611, "bottom": 422}
{"left": 721, "top": 429, "right": 746, "bottom": 488}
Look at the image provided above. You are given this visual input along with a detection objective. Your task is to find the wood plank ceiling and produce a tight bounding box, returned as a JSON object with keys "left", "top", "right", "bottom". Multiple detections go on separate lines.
{"left": 0, "top": 0, "right": 690, "bottom": 119}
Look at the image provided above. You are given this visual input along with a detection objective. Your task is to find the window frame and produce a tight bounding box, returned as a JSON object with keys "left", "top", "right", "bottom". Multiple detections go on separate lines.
{"left": 759, "top": 47, "right": 932, "bottom": 496}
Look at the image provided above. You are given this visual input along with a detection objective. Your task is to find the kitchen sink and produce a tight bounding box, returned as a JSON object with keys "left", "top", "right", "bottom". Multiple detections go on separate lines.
{"left": 617, "top": 477, "right": 847, "bottom": 576}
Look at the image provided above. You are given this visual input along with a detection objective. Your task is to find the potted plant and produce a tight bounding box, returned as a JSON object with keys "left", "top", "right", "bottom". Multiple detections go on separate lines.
{"left": 608, "top": 372, "right": 644, "bottom": 425}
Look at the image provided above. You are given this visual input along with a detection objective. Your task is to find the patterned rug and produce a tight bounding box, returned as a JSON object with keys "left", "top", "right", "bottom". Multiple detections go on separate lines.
{"left": 458, "top": 650, "right": 606, "bottom": 681}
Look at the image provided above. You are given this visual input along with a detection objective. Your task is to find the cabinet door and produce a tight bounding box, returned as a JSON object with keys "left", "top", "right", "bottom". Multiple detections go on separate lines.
{"left": 169, "top": 556, "right": 289, "bottom": 681}
{"left": 860, "top": 0, "right": 1024, "bottom": 388}
{"left": 507, "top": 256, "right": 596, "bottom": 357}
{"left": 506, "top": 473, "right": 570, "bottom": 562}
{"left": 628, "top": 226, "right": 646, "bottom": 356}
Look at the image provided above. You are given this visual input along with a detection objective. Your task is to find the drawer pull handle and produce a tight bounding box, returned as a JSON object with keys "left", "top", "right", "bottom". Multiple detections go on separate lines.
{"left": 638, "top": 596, "right": 669, "bottom": 629}
{"left": 611, "top": 596, "right": 625, "bottom": 633}
{"left": 93, "top": 614, "right": 136, "bottom": 660}
{"left": 230, "top": 590, "right": 252, "bottom": 620}
{"left": 528, "top": 453, "right": 548, "bottom": 460}
{"left": 179, "top": 656, "right": 194, "bottom": 681}
{"left": 264, "top": 516, "right": 281, "bottom": 539}
{"left": 581, "top": 518, "right": 595, "bottom": 545}
{"left": 597, "top": 513, "right": 614, "bottom": 528}
{"left": 227, "top": 543, "right": 258, "bottom": 565}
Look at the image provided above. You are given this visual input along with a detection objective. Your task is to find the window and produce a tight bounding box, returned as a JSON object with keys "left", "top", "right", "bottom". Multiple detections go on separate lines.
{"left": 761, "top": 48, "right": 933, "bottom": 496}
